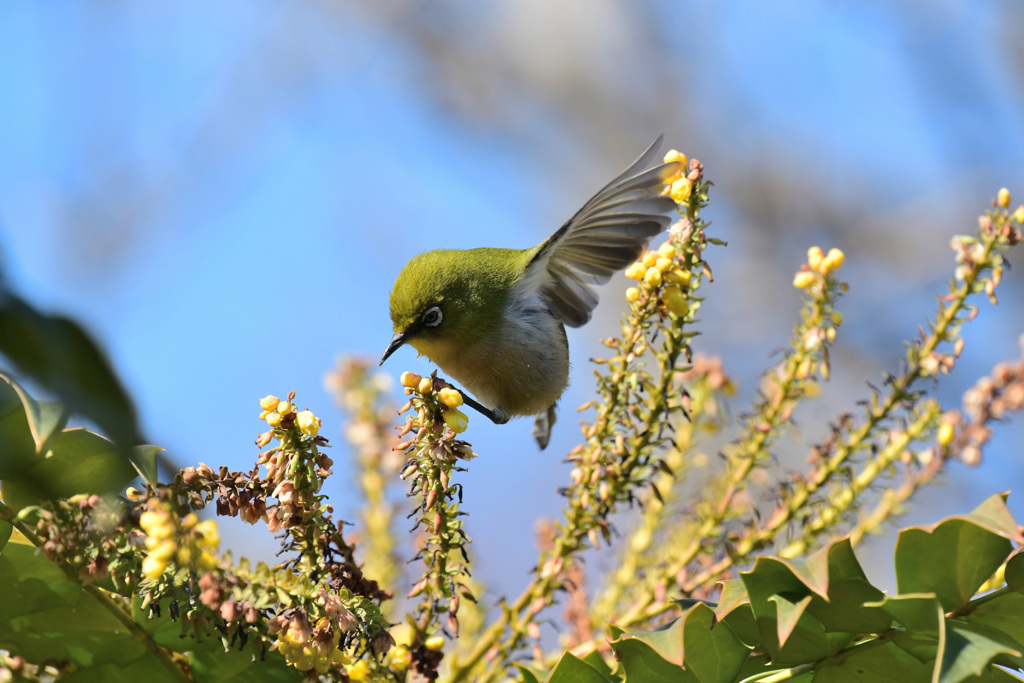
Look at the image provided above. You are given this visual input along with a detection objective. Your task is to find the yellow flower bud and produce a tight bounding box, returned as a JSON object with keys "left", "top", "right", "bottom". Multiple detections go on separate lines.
{"left": 663, "top": 149, "right": 688, "bottom": 167}
{"left": 418, "top": 377, "right": 433, "bottom": 394}
{"left": 624, "top": 262, "right": 646, "bottom": 280}
{"left": 443, "top": 408, "right": 469, "bottom": 434}
{"left": 139, "top": 510, "right": 164, "bottom": 534}
{"left": 125, "top": 486, "right": 144, "bottom": 501}
{"left": 625, "top": 287, "right": 640, "bottom": 303}
{"left": 347, "top": 660, "right": 370, "bottom": 681}
{"left": 807, "top": 246, "right": 824, "bottom": 272}
{"left": 260, "top": 395, "right": 280, "bottom": 411}
{"left": 149, "top": 539, "right": 177, "bottom": 563}
{"left": 644, "top": 267, "right": 662, "bottom": 287}
{"left": 1015, "top": 206, "right": 1024, "bottom": 224}
{"left": 657, "top": 242, "right": 677, "bottom": 259}
{"left": 670, "top": 178, "right": 692, "bottom": 204}
{"left": 265, "top": 411, "right": 282, "bottom": 427}
{"left": 197, "top": 550, "right": 218, "bottom": 572}
{"left": 390, "top": 645, "right": 411, "bottom": 671}
{"left": 438, "top": 388, "right": 464, "bottom": 408}
{"left": 820, "top": 248, "right": 845, "bottom": 274}
{"left": 656, "top": 257, "right": 674, "bottom": 272}
{"left": 276, "top": 401, "right": 292, "bottom": 416}
{"left": 641, "top": 252, "right": 659, "bottom": 268}
{"left": 662, "top": 286, "right": 689, "bottom": 317}
{"left": 997, "top": 187, "right": 1011, "bottom": 208}
{"left": 296, "top": 410, "right": 320, "bottom": 437}
{"left": 176, "top": 546, "right": 193, "bottom": 565}
{"left": 332, "top": 648, "right": 351, "bottom": 666}
{"left": 665, "top": 268, "right": 691, "bottom": 286}
{"left": 400, "top": 371, "right": 421, "bottom": 388}
{"left": 793, "top": 271, "right": 816, "bottom": 289}
{"left": 141, "top": 554, "right": 168, "bottom": 580}
{"left": 194, "top": 519, "right": 220, "bottom": 548}
{"left": 937, "top": 422, "right": 954, "bottom": 447}
{"left": 424, "top": 635, "right": 445, "bottom": 651}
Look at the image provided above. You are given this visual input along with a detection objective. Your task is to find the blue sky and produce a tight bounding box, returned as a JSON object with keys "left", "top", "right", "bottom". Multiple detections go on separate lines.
{"left": 1, "top": 1, "right": 1023, "bottom": 601}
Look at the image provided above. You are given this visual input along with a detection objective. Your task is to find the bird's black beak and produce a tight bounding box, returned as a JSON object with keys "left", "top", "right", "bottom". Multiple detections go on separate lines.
{"left": 380, "top": 331, "right": 408, "bottom": 366}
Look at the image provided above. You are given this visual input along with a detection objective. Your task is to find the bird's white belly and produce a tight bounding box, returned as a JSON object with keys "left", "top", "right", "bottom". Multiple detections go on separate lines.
{"left": 435, "top": 296, "right": 569, "bottom": 419}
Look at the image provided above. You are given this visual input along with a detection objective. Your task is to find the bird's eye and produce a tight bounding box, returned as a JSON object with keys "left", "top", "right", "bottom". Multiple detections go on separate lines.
{"left": 423, "top": 306, "right": 443, "bottom": 328}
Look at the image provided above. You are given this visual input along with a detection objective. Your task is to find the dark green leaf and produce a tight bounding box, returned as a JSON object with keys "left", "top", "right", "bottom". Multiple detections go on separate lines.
{"left": 770, "top": 594, "right": 814, "bottom": 649}
{"left": 614, "top": 617, "right": 684, "bottom": 666}
{"left": 939, "top": 620, "right": 1022, "bottom": 683}
{"left": 1, "top": 373, "right": 69, "bottom": 455}
{"left": 964, "top": 592, "right": 1024, "bottom": 654}
{"left": 580, "top": 650, "right": 619, "bottom": 681}
{"left": 720, "top": 602, "right": 760, "bottom": 649}
{"left": 131, "top": 445, "right": 163, "bottom": 486}
{"left": 2, "top": 428, "right": 137, "bottom": 510}
{"left": 807, "top": 578, "right": 890, "bottom": 634}
{"left": 0, "top": 290, "right": 140, "bottom": 452}
{"left": 866, "top": 594, "right": 943, "bottom": 634}
{"left": 0, "top": 520, "right": 10, "bottom": 552}
{"left": 714, "top": 578, "right": 749, "bottom": 622}
{"left": 813, "top": 638, "right": 933, "bottom": 682}
{"left": 895, "top": 495, "right": 1016, "bottom": 612}
{"left": 0, "top": 375, "right": 38, "bottom": 479}
{"left": 545, "top": 652, "right": 616, "bottom": 683}
{"left": 679, "top": 602, "right": 748, "bottom": 683}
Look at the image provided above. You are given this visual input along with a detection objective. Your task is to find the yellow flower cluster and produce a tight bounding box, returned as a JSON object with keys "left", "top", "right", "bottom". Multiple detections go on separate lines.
{"left": 794, "top": 246, "right": 846, "bottom": 289}
{"left": 662, "top": 149, "right": 692, "bottom": 205}
{"left": 139, "top": 508, "right": 219, "bottom": 580}
{"left": 625, "top": 241, "right": 692, "bottom": 317}
{"left": 259, "top": 395, "right": 321, "bottom": 437}
{"left": 400, "top": 372, "right": 470, "bottom": 434}
{"left": 276, "top": 617, "right": 351, "bottom": 675}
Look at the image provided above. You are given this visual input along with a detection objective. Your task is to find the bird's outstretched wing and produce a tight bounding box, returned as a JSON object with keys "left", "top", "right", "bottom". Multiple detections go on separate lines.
{"left": 518, "top": 136, "right": 683, "bottom": 328}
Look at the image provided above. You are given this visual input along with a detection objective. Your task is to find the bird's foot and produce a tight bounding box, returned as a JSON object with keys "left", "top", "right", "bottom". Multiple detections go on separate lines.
{"left": 532, "top": 404, "right": 557, "bottom": 450}
{"left": 457, "top": 390, "right": 509, "bottom": 425}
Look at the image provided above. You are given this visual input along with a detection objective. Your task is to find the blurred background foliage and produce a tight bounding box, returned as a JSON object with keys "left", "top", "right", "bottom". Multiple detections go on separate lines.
{"left": 0, "top": 1, "right": 1022, "bottom": 606}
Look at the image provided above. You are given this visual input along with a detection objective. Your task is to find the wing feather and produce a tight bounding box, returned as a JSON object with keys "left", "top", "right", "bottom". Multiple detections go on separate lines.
{"left": 518, "top": 136, "right": 683, "bottom": 328}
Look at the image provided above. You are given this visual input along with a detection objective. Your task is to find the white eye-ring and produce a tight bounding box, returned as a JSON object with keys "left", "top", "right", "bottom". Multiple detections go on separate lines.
{"left": 423, "top": 306, "right": 443, "bottom": 327}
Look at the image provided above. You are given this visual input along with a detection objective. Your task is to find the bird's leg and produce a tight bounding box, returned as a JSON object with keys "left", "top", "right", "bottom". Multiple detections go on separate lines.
{"left": 457, "top": 390, "right": 509, "bottom": 425}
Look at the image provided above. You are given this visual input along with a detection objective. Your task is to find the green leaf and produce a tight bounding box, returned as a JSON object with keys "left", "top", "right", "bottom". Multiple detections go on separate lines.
{"left": 715, "top": 578, "right": 750, "bottom": 621}
{"left": 2, "top": 428, "right": 138, "bottom": 510}
{"left": 0, "top": 520, "right": 10, "bottom": 552}
{"left": 813, "top": 638, "right": 934, "bottom": 682}
{"left": 867, "top": 594, "right": 943, "bottom": 634}
{"left": 769, "top": 594, "right": 814, "bottom": 649}
{"left": 131, "top": 444, "right": 163, "bottom": 487}
{"left": 0, "top": 375, "right": 38, "bottom": 479}
{"left": 580, "top": 651, "right": 619, "bottom": 681}
{"left": 0, "top": 373, "right": 69, "bottom": 455}
{"left": 610, "top": 635, "right": 695, "bottom": 683}
{"left": 806, "top": 578, "right": 890, "bottom": 634}
{"left": 895, "top": 495, "right": 1016, "bottom": 612}
{"left": 939, "top": 620, "right": 1022, "bottom": 683}
{"left": 679, "top": 602, "right": 748, "bottom": 683}
{"left": 515, "top": 665, "right": 543, "bottom": 683}
{"left": 0, "top": 290, "right": 141, "bottom": 452}
{"left": 614, "top": 617, "right": 684, "bottom": 666}
{"left": 1004, "top": 553, "right": 1024, "bottom": 591}
{"left": 962, "top": 592, "right": 1024, "bottom": 664}
{"left": 545, "top": 652, "right": 616, "bottom": 683}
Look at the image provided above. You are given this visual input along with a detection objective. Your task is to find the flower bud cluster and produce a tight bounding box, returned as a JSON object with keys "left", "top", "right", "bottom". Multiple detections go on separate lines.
{"left": 272, "top": 613, "right": 352, "bottom": 675}
{"left": 138, "top": 506, "right": 219, "bottom": 580}
{"left": 794, "top": 246, "right": 845, "bottom": 289}
{"left": 393, "top": 370, "right": 476, "bottom": 676}
{"left": 29, "top": 494, "right": 122, "bottom": 585}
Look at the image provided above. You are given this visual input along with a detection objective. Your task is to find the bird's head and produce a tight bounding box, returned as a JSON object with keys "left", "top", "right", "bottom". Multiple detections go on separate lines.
{"left": 381, "top": 248, "right": 523, "bottom": 366}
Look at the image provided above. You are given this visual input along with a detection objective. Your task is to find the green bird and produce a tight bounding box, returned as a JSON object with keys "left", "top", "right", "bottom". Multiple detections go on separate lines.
{"left": 381, "top": 137, "right": 683, "bottom": 448}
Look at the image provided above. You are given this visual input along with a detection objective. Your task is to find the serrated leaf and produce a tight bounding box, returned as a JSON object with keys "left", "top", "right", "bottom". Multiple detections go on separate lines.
{"left": 2, "top": 428, "right": 137, "bottom": 510}
{"left": 545, "top": 652, "right": 615, "bottom": 683}
{"left": 679, "top": 602, "right": 748, "bottom": 683}
{"left": 131, "top": 445, "right": 163, "bottom": 486}
{"left": 715, "top": 578, "right": 749, "bottom": 622}
{"left": 610, "top": 636, "right": 695, "bottom": 683}
{"left": 0, "top": 290, "right": 141, "bottom": 452}
{"left": 896, "top": 505, "right": 1015, "bottom": 612}
{"left": 770, "top": 594, "right": 814, "bottom": 649}
{"left": 807, "top": 578, "right": 890, "bottom": 634}
{"left": 721, "top": 602, "right": 760, "bottom": 649}
{"left": 614, "top": 617, "right": 684, "bottom": 666}
{"left": 939, "top": 620, "right": 1022, "bottom": 683}
{"left": 867, "top": 594, "right": 943, "bottom": 634}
